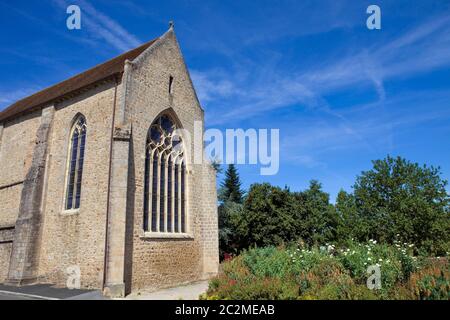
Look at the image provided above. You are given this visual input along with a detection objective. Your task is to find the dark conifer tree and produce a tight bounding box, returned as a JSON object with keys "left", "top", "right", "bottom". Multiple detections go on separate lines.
{"left": 220, "top": 164, "right": 244, "bottom": 204}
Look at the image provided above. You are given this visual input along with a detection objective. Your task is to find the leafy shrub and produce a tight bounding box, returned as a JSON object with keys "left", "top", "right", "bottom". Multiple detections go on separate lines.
{"left": 226, "top": 277, "right": 299, "bottom": 300}
{"left": 220, "top": 255, "right": 251, "bottom": 281}
{"left": 302, "top": 283, "right": 379, "bottom": 300}
{"left": 203, "top": 243, "right": 449, "bottom": 300}
{"left": 288, "top": 247, "right": 334, "bottom": 274}
{"left": 335, "top": 240, "right": 418, "bottom": 291}
{"left": 242, "top": 246, "right": 292, "bottom": 278}
{"left": 204, "top": 255, "right": 299, "bottom": 300}
{"left": 407, "top": 258, "right": 449, "bottom": 300}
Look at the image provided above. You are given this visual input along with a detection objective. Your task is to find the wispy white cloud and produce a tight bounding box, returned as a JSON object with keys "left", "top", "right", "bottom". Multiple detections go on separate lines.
{"left": 280, "top": 89, "right": 450, "bottom": 164}
{"left": 185, "top": 0, "right": 360, "bottom": 55}
{"left": 190, "top": 70, "right": 239, "bottom": 103}
{"left": 190, "top": 12, "right": 450, "bottom": 176}
{"left": 0, "top": 1, "right": 142, "bottom": 110}
{"left": 52, "top": 0, "right": 141, "bottom": 51}
{"left": 0, "top": 87, "right": 43, "bottom": 110}
{"left": 192, "top": 13, "right": 450, "bottom": 125}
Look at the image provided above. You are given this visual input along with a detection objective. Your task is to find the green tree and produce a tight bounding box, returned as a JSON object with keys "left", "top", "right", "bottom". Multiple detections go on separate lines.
{"left": 218, "top": 201, "right": 244, "bottom": 258}
{"left": 220, "top": 164, "right": 244, "bottom": 203}
{"left": 218, "top": 165, "right": 245, "bottom": 259}
{"left": 353, "top": 155, "right": 450, "bottom": 255}
{"left": 232, "top": 181, "right": 338, "bottom": 250}
{"left": 335, "top": 190, "right": 359, "bottom": 243}
{"left": 236, "top": 183, "right": 301, "bottom": 249}
{"left": 295, "top": 180, "right": 338, "bottom": 246}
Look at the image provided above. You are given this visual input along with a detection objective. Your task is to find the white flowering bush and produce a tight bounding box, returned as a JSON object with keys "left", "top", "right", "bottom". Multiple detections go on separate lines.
{"left": 335, "top": 239, "right": 418, "bottom": 292}
{"left": 287, "top": 247, "right": 333, "bottom": 274}
{"left": 205, "top": 243, "right": 448, "bottom": 300}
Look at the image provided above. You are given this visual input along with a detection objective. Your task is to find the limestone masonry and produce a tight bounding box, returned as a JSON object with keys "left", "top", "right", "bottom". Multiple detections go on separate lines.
{"left": 0, "top": 26, "right": 219, "bottom": 297}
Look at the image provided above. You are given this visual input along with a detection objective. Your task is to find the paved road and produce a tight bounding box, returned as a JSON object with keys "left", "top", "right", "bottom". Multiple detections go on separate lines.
{"left": 0, "top": 281, "right": 207, "bottom": 300}
{"left": 0, "top": 284, "right": 106, "bottom": 300}
{"left": 0, "top": 292, "right": 38, "bottom": 300}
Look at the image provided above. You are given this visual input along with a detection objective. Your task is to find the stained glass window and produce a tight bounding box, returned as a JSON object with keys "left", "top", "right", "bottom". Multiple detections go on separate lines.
{"left": 66, "top": 116, "right": 86, "bottom": 210}
{"left": 144, "top": 114, "right": 186, "bottom": 234}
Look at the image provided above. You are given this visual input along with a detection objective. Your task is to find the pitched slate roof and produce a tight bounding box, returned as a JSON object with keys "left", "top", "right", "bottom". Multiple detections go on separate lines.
{"left": 0, "top": 38, "right": 158, "bottom": 123}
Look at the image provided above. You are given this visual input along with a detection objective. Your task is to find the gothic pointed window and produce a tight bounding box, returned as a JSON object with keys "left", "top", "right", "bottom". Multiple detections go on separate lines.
{"left": 144, "top": 114, "right": 187, "bottom": 234}
{"left": 65, "top": 115, "right": 87, "bottom": 210}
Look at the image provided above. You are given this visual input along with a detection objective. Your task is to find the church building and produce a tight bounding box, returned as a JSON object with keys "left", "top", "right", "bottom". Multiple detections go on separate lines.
{"left": 0, "top": 25, "right": 219, "bottom": 297}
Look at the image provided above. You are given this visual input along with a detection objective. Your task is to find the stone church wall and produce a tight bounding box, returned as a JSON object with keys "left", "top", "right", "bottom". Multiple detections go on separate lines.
{"left": 124, "top": 30, "right": 218, "bottom": 292}
{"left": 36, "top": 82, "right": 117, "bottom": 288}
{"left": 0, "top": 110, "right": 41, "bottom": 283}
{"left": 0, "top": 110, "right": 41, "bottom": 227}
{"left": 0, "top": 184, "right": 22, "bottom": 227}
{"left": 0, "top": 226, "right": 14, "bottom": 282}
{"left": 0, "top": 28, "right": 218, "bottom": 292}
{"left": 0, "top": 242, "right": 12, "bottom": 283}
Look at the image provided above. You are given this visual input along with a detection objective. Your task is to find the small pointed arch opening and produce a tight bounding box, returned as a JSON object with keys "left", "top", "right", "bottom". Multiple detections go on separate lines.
{"left": 65, "top": 114, "right": 87, "bottom": 210}
{"left": 169, "top": 75, "right": 174, "bottom": 95}
{"left": 143, "top": 113, "right": 187, "bottom": 234}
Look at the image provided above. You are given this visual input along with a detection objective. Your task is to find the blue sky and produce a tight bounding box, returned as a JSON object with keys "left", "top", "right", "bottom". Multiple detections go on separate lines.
{"left": 1, "top": 0, "right": 450, "bottom": 201}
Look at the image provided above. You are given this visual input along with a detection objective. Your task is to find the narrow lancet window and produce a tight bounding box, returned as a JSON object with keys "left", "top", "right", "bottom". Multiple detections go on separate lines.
{"left": 143, "top": 149, "right": 150, "bottom": 231}
{"left": 160, "top": 153, "right": 166, "bottom": 232}
{"left": 167, "top": 156, "right": 173, "bottom": 232}
{"left": 65, "top": 116, "right": 86, "bottom": 210}
{"left": 151, "top": 153, "right": 158, "bottom": 232}
{"left": 181, "top": 161, "right": 186, "bottom": 233}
